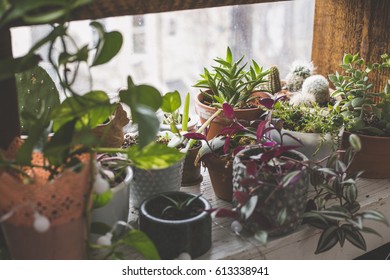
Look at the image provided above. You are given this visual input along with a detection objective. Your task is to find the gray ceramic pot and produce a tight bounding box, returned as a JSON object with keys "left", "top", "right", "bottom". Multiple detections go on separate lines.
{"left": 130, "top": 159, "right": 184, "bottom": 208}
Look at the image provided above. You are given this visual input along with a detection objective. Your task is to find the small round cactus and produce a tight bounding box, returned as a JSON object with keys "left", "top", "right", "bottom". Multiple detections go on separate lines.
{"left": 289, "top": 92, "right": 316, "bottom": 107}
{"left": 285, "top": 61, "right": 315, "bottom": 92}
{"left": 301, "top": 75, "right": 330, "bottom": 105}
{"left": 267, "top": 66, "right": 282, "bottom": 94}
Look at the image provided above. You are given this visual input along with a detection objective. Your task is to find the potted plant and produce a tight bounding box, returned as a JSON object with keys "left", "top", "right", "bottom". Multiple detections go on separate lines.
{"left": 139, "top": 191, "right": 212, "bottom": 259}
{"left": 329, "top": 53, "right": 390, "bottom": 178}
{"left": 193, "top": 47, "right": 271, "bottom": 140}
{"left": 160, "top": 91, "right": 202, "bottom": 186}
{"left": 206, "top": 99, "right": 388, "bottom": 253}
{"left": 0, "top": 2, "right": 169, "bottom": 259}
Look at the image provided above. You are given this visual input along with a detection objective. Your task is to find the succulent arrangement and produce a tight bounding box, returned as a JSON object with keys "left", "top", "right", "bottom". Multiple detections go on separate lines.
{"left": 194, "top": 47, "right": 270, "bottom": 109}
{"left": 329, "top": 53, "right": 390, "bottom": 136}
{"left": 284, "top": 60, "right": 315, "bottom": 92}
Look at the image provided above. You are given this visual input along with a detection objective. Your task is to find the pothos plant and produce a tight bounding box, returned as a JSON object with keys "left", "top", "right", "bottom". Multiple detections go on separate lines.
{"left": 186, "top": 98, "right": 388, "bottom": 255}
{"left": 0, "top": 0, "right": 182, "bottom": 260}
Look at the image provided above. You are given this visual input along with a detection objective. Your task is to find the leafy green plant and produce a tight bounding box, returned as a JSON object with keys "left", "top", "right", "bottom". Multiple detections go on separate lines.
{"left": 271, "top": 101, "right": 345, "bottom": 154}
{"left": 160, "top": 193, "right": 203, "bottom": 219}
{"left": 304, "top": 134, "right": 389, "bottom": 254}
{"left": 194, "top": 47, "right": 270, "bottom": 109}
{"left": 329, "top": 53, "right": 390, "bottom": 136}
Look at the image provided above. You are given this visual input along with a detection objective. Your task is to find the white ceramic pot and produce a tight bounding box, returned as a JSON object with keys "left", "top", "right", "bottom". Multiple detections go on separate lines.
{"left": 92, "top": 167, "right": 133, "bottom": 227}
{"left": 270, "top": 128, "right": 342, "bottom": 163}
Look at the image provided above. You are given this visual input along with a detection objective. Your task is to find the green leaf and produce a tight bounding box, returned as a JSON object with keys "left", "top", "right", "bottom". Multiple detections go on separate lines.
{"left": 43, "top": 119, "right": 77, "bottom": 167}
{"left": 161, "top": 91, "right": 181, "bottom": 113}
{"left": 93, "top": 189, "right": 113, "bottom": 208}
{"left": 240, "top": 195, "right": 258, "bottom": 220}
{"left": 226, "top": 47, "right": 233, "bottom": 65}
{"left": 254, "top": 230, "right": 268, "bottom": 245}
{"left": 90, "top": 21, "right": 123, "bottom": 66}
{"left": 345, "top": 184, "right": 358, "bottom": 204}
{"left": 315, "top": 225, "right": 339, "bottom": 254}
{"left": 120, "top": 230, "right": 160, "bottom": 260}
{"left": 313, "top": 210, "right": 351, "bottom": 221}
{"left": 361, "top": 210, "right": 389, "bottom": 226}
{"left": 127, "top": 142, "right": 184, "bottom": 170}
{"left": 344, "top": 226, "right": 367, "bottom": 251}
{"left": 277, "top": 208, "right": 287, "bottom": 226}
{"left": 0, "top": 54, "right": 41, "bottom": 81}
{"left": 348, "top": 134, "right": 361, "bottom": 152}
{"left": 51, "top": 91, "right": 115, "bottom": 131}
{"left": 343, "top": 54, "right": 353, "bottom": 64}
{"left": 361, "top": 226, "right": 382, "bottom": 238}
{"left": 90, "top": 222, "right": 112, "bottom": 236}
{"left": 136, "top": 105, "right": 161, "bottom": 148}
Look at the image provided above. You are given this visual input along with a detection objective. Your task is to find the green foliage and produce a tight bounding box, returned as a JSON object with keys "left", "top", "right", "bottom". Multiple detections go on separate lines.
{"left": 267, "top": 66, "right": 282, "bottom": 94}
{"left": 16, "top": 65, "right": 60, "bottom": 134}
{"left": 161, "top": 193, "right": 202, "bottom": 216}
{"left": 126, "top": 142, "right": 185, "bottom": 170}
{"left": 304, "top": 134, "right": 388, "bottom": 254}
{"left": 194, "top": 47, "right": 270, "bottom": 108}
{"left": 329, "top": 53, "right": 390, "bottom": 136}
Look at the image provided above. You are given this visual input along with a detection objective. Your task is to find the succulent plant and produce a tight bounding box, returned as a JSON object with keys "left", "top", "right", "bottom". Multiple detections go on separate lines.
{"left": 285, "top": 60, "right": 315, "bottom": 92}
{"left": 15, "top": 65, "right": 60, "bottom": 134}
{"left": 267, "top": 66, "right": 282, "bottom": 94}
{"left": 301, "top": 74, "right": 330, "bottom": 105}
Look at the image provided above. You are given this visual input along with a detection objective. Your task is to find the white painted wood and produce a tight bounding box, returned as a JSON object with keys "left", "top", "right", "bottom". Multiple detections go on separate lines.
{"left": 128, "top": 170, "right": 390, "bottom": 260}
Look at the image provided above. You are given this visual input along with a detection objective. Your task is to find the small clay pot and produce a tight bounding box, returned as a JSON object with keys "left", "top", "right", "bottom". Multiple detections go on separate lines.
{"left": 342, "top": 131, "right": 390, "bottom": 179}
{"left": 204, "top": 155, "right": 233, "bottom": 202}
{"left": 181, "top": 142, "right": 203, "bottom": 186}
{"left": 194, "top": 92, "right": 269, "bottom": 140}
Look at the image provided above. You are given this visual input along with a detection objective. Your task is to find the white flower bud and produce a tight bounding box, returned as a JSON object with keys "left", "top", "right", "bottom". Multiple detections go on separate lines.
{"left": 94, "top": 174, "right": 110, "bottom": 194}
{"left": 231, "top": 220, "right": 243, "bottom": 233}
{"left": 176, "top": 252, "right": 191, "bottom": 260}
{"left": 33, "top": 213, "right": 50, "bottom": 233}
{"left": 97, "top": 232, "right": 113, "bottom": 246}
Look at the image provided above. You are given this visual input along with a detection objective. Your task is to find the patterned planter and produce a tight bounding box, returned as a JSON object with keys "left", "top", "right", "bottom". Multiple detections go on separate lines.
{"left": 130, "top": 159, "right": 184, "bottom": 208}
{"left": 233, "top": 147, "right": 309, "bottom": 236}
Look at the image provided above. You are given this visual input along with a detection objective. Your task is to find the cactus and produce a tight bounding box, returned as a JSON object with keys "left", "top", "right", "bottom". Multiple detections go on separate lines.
{"left": 285, "top": 61, "right": 315, "bottom": 92}
{"left": 15, "top": 65, "right": 60, "bottom": 134}
{"left": 289, "top": 92, "right": 315, "bottom": 107}
{"left": 301, "top": 75, "right": 330, "bottom": 105}
{"left": 267, "top": 66, "right": 282, "bottom": 94}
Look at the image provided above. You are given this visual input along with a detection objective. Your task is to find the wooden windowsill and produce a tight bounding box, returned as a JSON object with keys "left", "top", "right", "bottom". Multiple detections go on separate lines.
{"left": 128, "top": 170, "right": 390, "bottom": 260}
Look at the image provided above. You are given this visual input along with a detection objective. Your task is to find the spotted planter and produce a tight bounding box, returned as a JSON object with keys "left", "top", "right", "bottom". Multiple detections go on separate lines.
{"left": 130, "top": 159, "right": 184, "bottom": 208}
{"left": 233, "top": 147, "right": 309, "bottom": 236}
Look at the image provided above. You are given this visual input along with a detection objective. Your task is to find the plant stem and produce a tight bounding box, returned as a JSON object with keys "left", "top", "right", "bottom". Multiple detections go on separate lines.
{"left": 182, "top": 92, "right": 190, "bottom": 132}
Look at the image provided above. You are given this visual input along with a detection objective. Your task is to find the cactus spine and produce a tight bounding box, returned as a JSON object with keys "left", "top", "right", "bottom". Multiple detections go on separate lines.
{"left": 16, "top": 65, "right": 60, "bottom": 134}
{"left": 301, "top": 75, "right": 330, "bottom": 105}
{"left": 267, "top": 66, "right": 282, "bottom": 94}
{"left": 285, "top": 61, "right": 314, "bottom": 92}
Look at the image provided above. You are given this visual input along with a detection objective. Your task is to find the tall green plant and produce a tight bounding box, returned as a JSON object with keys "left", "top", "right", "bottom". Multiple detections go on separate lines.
{"left": 194, "top": 47, "right": 270, "bottom": 109}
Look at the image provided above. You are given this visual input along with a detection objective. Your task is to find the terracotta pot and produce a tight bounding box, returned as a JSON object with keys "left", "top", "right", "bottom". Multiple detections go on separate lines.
{"left": 139, "top": 191, "right": 211, "bottom": 259}
{"left": 233, "top": 147, "right": 309, "bottom": 236}
{"left": 194, "top": 92, "right": 269, "bottom": 140}
{"left": 181, "top": 142, "right": 203, "bottom": 186}
{"left": 203, "top": 155, "right": 233, "bottom": 202}
{"left": 0, "top": 140, "right": 92, "bottom": 259}
{"left": 342, "top": 131, "right": 390, "bottom": 179}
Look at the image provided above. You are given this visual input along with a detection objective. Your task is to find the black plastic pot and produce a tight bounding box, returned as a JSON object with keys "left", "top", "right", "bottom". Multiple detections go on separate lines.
{"left": 139, "top": 191, "right": 211, "bottom": 259}
{"left": 181, "top": 142, "right": 203, "bottom": 186}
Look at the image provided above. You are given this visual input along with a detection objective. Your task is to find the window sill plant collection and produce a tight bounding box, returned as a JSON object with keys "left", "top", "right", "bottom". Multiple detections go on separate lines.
{"left": 0, "top": 1, "right": 389, "bottom": 260}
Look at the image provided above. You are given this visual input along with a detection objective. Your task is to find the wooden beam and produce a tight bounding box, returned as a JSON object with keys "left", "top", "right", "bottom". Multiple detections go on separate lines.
{"left": 0, "top": 28, "right": 20, "bottom": 149}
{"left": 71, "top": 0, "right": 289, "bottom": 21}
{"left": 312, "top": 0, "right": 390, "bottom": 92}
